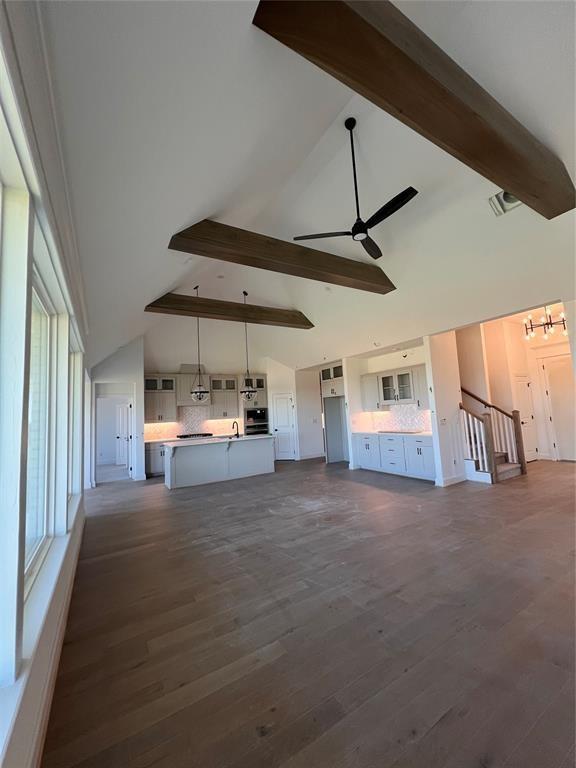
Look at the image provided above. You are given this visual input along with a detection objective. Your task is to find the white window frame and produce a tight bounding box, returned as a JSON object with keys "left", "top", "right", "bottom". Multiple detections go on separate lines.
{"left": 23, "top": 278, "right": 54, "bottom": 594}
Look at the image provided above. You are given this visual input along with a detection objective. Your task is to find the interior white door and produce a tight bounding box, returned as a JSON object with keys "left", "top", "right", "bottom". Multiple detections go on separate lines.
{"left": 513, "top": 376, "right": 538, "bottom": 461}
{"left": 272, "top": 393, "right": 296, "bottom": 460}
{"left": 546, "top": 356, "right": 576, "bottom": 461}
{"left": 115, "top": 404, "right": 129, "bottom": 465}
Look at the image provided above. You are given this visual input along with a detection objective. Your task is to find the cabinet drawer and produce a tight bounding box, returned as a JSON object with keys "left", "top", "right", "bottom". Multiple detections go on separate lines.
{"left": 411, "top": 435, "right": 433, "bottom": 448}
{"left": 381, "top": 456, "right": 406, "bottom": 473}
{"left": 379, "top": 434, "right": 403, "bottom": 445}
{"left": 380, "top": 444, "right": 403, "bottom": 457}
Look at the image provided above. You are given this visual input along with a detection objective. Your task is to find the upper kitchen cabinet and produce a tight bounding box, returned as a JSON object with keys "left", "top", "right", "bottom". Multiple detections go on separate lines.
{"left": 360, "top": 374, "right": 380, "bottom": 411}
{"left": 210, "top": 376, "right": 239, "bottom": 419}
{"left": 377, "top": 368, "right": 415, "bottom": 405}
{"left": 145, "top": 375, "right": 176, "bottom": 392}
{"left": 144, "top": 391, "right": 177, "bottom": 423}
{"left": 321, "top": 377, "right": 344, "bottom": 398}
{"left": 320, "top": 364, "right": 344, "bottom": 398}
{"left": 360, "top": 365, "right": 429, "bottom": 411}
{"left": 240, "top": 375, "right": 267, "bottom": 408}
{"left": 176, "top": 373, "right": 211, "bottom": 406}
{"left": 412, "top": 365, "right": 430, "bottom": 410}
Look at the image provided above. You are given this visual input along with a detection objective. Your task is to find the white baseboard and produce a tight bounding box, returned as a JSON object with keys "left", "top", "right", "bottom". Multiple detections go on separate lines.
{"left": 435, "top": 472, "right": 467, "bottom": 487}
{"left": 1, "top": 505, "right": 85, "bottom": 767}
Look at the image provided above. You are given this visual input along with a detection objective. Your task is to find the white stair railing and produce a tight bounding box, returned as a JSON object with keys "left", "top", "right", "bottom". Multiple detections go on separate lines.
{"left": 460, "top": 405, "right": 489, "bottom": 472}
{"left": 460, "top": 387, "right": 526, "bottom": 476}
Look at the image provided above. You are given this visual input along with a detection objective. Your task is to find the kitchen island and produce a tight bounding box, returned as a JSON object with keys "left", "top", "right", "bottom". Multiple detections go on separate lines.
{"left": 163, "top": 434, "right": 275, "bottom": 489}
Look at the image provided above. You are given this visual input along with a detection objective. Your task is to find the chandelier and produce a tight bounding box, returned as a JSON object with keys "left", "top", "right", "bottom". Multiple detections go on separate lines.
{"left": 240, "top": 291, "right": 257, "bottom": 402}
{"left": 524, "top": 306, "right": 568, "bottom": 341}
{"left": 190, "top": 286, "right": 210, "bottom": 402}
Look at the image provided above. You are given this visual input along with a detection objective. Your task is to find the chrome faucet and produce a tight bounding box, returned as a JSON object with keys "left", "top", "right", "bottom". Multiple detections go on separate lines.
{"left": 232, "top": 420, "right": 240, "bottom": 438}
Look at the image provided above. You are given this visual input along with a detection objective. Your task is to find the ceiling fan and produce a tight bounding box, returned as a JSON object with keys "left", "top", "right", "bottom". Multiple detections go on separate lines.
{"left": 294, "top": 117, "right": 418, "bottom": 260}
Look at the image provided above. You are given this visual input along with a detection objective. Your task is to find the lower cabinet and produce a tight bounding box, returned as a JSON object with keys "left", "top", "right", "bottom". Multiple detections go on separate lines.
{"left": 355, "top": 434, "right": 381, "bottom": 470}
{"left": 403, "top": 436, "right": 435, "bottom": 480}
{"left": 353, "top": 433, "right": 435, "bottom": 481}
{"left": 145, "top": 443, "right": 166, "bottom": 476}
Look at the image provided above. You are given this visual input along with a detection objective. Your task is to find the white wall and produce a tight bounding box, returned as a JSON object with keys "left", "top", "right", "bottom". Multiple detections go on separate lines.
{"left": 456, "top": 325, "right": 490, "bottom": 402}
{"left": 91, "top": 337, "right": 145, "bottom": 480}
{"left": 425, "top": 332, "right": 466, "bottom": 486}
{"left": 483, "top": 320, "right": 514, "bottom": 412}
{"left": 294, "top": 370, "right": 324, "bottom": 460}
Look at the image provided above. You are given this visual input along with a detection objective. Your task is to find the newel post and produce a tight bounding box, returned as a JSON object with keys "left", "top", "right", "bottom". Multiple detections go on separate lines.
{"left": 482, "top": 412, "right": 497, "bottom": 484}
{"left": 512, "top": 410, "right": 527, "bottom": 475}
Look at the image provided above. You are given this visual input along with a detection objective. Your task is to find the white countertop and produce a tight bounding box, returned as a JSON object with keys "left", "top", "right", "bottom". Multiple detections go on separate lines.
{"left": 353, "top": 430, "right": 433, "bottom": 437}
{"left": 163, "top": 434, "right": 274, "bottom": 448}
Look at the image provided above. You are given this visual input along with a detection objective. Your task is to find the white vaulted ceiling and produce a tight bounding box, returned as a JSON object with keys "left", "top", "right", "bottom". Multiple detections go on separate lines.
{"left": 38, "top": 0, "right": 575, "bottom": 370}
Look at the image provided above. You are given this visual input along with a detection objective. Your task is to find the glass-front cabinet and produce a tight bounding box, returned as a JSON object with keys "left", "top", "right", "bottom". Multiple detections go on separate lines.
{"left": 379, "top": 369, "right": 415, "bottom": 405}
{"left": 145, "top": 376, "right": 175, "bottom": 391}
{"left": 380, "top": 374, "right": 396, "bottom": 404}
{"left": 396, "top": 370, "right": 414, "bottom": 402}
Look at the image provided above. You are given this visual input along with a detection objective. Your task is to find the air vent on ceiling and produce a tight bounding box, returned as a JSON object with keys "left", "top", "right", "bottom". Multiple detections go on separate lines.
{"left": 488, "top": 190, "right": 523, "bottom": 217}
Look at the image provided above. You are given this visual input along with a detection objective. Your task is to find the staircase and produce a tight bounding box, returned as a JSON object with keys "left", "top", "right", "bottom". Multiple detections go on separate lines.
{"left": 460, "top": 387, "right": 527, "bottom": 484}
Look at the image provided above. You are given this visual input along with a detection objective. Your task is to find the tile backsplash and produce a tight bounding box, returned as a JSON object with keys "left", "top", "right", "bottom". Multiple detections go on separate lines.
{"left": 144, "top": 406, "right": 244, "bottom": 441}
{"left": 351, "top": 404, "right": 432, "bottom": 433}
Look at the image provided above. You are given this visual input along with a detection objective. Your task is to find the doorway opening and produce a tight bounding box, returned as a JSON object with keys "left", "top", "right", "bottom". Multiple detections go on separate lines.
{"left": 95, "top": 386, "right": 134, "bottom": 484}
{"left": 323, "top": 395, "right": 349, "bottom": 463}
{"left": 455, "top": 301, "right": 574, "bottom": 467}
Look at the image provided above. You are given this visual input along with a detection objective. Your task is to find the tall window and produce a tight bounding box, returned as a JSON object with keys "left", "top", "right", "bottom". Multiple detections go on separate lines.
{"left": 25, "top": 289, "right": 50, "bottom": 567}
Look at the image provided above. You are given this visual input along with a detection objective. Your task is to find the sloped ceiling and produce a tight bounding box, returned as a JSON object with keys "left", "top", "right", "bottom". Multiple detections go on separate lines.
{"left": 39, "top": 0, "right": 575, "bottom": 371}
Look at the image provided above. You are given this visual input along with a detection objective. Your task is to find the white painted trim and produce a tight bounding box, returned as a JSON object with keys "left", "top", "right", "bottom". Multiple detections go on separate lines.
{"left": 0, "top": 502, "right": 84, "bottom": 768}
{"left": 435, "top": 473, "right": 467, "bottom": 487}
{"left": 0, "top": 2, "right": 89, "bottom": 342}
{"left": 0, "top": 186, "right": 33, "bottom": 685}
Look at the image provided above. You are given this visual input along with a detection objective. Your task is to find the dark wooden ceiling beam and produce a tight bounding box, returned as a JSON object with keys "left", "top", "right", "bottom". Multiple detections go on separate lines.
{"left": 145, "top": 291, "right": 314, "bottom": 329}
{"left": 169, "top": 219, "right": 396, "bottom": 295}
{"left": 253, "top": 0, "right": 575, "bottom": 220}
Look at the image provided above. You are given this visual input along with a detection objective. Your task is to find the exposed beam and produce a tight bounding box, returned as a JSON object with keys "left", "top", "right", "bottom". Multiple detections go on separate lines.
{"left": 169, "top": 220, "right": 396, "bottom": 295}
{"left": 253, "top": 0, "right": 575, "bottom": 220}
{"left": 145, "top": 292, "right": 314, "bottom": 329}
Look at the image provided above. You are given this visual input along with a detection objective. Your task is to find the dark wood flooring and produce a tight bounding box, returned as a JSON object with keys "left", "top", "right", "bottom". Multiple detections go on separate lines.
{"left": 42, "top": 460, "right": 575, "bottom": 768}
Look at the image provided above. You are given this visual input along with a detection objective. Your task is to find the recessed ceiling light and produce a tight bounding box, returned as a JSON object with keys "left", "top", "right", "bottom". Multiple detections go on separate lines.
{"left": 488, "top": 190, "right": 523, "bottom": 216}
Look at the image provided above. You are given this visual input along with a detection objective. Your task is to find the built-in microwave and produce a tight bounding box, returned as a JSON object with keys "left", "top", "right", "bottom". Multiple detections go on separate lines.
{"left": 245, "top": 408, "right": 268, "bottom": 435}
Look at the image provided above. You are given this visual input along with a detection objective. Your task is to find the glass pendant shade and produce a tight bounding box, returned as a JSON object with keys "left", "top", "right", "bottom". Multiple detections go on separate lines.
{"left": 240, "top": 384, "right": 257, "bottom": 402}
{"left": 190, "top": 379, "right": 209, "bottom": 402}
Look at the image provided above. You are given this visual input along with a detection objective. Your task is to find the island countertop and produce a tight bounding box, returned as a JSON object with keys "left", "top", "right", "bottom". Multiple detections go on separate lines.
{"left": 162, "top": 434, "right": 274, "bottom": 449}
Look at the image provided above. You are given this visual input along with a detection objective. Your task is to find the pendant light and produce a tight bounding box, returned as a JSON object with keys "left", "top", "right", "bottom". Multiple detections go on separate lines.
{"left": 190, "top": 285, "right": 209, "bottom": 402}
{"left": 240, "top": 290, "right": 257, "bottom": 402}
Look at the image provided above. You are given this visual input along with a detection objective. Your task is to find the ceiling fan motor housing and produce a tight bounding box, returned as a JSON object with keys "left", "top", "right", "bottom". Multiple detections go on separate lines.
{"left": 351, "top": 219, "right": 368, "bottom": 241}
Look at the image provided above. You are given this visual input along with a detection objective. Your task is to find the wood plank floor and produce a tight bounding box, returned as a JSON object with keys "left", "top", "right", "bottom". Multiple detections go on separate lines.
{"left": 42, "top": 459, "right": 575, "bottom": 768}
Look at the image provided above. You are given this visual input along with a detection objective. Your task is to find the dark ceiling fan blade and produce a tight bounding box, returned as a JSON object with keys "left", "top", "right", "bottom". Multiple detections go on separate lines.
{"left": 361, "top": 235, "right": 382, "bottom": 260}
{"left": 365, "top": 187, "right": 418, "bottom": 230}
{"left": 293, "top": 231, "right": 351, "bottom": 241}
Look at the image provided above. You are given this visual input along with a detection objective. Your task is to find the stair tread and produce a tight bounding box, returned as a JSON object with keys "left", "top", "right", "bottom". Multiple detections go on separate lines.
{"left": 497, "top": 462, "right": 521, "bottom": 472}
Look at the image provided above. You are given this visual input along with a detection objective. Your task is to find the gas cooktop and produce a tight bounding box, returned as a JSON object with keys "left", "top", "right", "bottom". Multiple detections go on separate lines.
{"left": 176, "top": 433, "right": 214, "bottom": 439}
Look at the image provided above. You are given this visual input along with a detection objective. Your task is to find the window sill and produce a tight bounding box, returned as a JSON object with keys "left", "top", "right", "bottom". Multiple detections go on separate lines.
{"left": 0, "top": 497, "right": 84, "bottom": 767}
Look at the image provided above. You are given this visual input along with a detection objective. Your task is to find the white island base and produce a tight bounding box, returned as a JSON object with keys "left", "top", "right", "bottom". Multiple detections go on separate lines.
{"left": 163, "top": 435, "right": 275, "bottom": 490}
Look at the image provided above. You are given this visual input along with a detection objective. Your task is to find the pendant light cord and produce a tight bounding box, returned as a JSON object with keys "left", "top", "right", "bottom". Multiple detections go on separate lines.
{"left": 195, "top": 285, "right": 201, "bottom": 380}
{"left": 243, "top": 291, "right": 250, "bottom": 376}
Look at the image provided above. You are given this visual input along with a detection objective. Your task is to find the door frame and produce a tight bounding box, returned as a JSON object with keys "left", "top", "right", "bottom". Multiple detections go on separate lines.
{"left": 272, "top": 392, "right": 297, "bottom": 461}
{"left": 512, "top": 374, "right": 538, "bottom": 462}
